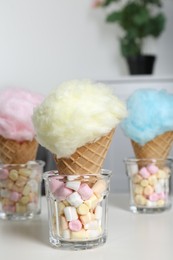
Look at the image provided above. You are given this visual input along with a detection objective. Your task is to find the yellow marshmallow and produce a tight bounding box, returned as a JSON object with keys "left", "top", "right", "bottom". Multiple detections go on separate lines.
{"left": 22, "top": 185, "right": 31, "bottom": 196}
{"left": 156, "top": 170, "right": 168, "bottom": 179}
{"left": 132, "top": 174, "right": 142, "bottom": 184}
{"left": 148, "top": 175, "right": 157, "bottom": 186}
{"left": 15, "top": 176, "right": 28, "bottom": 187}
{"left": 16, "top": 203, "right": 27, "bottom": 214}
{"left": 80, "top": 212, "right": 95, "bottom": 225}
{"left": 133, "top": 184, "right": 143, "bottom": 195}
{"left": 140, "top": 179, "right": 149, "bottom": 187}
{"left": 71, "top": 229, "right": 87, "bottom": 240}
{"left": 77, "top": 203, "right": 89, "bottom": 215}
{"left": 84, "top": 194, "right": 98, "bottom": 209}
{"left": 18, "top": 168, "right": 31, "bottom": 177}
{"left": 157, "top": 200, "right": 165, "bottom": 207}
{"left": 92, "top": 180, "right": 107, "bottom": 197}
{"left": 135, "top": 194, "right": 147, "bottom": 206}
{"left": 20, "top": 196, "right": 30, "bottom": 205}
{"left": 9, "top": 170, "right": 18, "bottom": 181}
{"left": 58, "top": 201, "right": 65, "bottom": 215}
{"left": 143, "top": 185, "right": 154, "bottom": 196}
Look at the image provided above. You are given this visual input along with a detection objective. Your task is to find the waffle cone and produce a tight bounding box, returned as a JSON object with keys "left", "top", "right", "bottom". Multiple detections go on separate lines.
{"left": 54, "top": 129, "right": 115, "bottom": 175}
{"left": 131, "top": 131, "right": 173, "bottom": 160}
{"left": 0, "top": 136, "right": 38, "bottom": 164}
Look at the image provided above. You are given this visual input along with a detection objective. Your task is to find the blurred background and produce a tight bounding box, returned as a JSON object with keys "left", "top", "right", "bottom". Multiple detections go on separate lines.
{"left": 0, "top": 0, "right": 173, "bottom": 193}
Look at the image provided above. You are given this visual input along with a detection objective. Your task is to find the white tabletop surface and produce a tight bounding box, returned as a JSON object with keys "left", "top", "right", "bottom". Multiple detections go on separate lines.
{"left": 0, "top": 194, "right": 173, "bottom": 260}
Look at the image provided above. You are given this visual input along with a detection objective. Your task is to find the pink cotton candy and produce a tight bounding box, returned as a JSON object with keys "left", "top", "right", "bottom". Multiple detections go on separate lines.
{"left": 0, "top": 88, "right": 44, "bottom": 141}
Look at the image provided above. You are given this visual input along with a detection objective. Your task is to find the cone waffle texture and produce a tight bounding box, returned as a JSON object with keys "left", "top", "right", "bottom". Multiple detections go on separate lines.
{"left": 0, "top": 136, "right": 38, "bottom": 164}
{"left": 131, "top": 131, "right": 173, "bottom": 160}
{"left": 54, "top": 129, "right": 115, "bottom": 175}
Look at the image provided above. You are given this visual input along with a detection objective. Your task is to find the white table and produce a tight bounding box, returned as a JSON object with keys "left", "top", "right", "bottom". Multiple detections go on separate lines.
{"left": 0, "top": 194, "right": 173, "bottom": 260}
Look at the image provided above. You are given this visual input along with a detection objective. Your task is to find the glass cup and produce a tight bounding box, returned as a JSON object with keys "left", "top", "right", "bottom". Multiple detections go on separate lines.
{"left": 43, "top": 169, "right": 111, "bottom": 250}
{"left": 124, "top": 158, "right": 172, "bottom": 213}
{"left": 0, "top": 160, "right": 45, "bottom": 220}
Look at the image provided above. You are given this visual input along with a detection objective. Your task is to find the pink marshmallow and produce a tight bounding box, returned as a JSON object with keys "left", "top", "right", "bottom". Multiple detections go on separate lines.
{"left": 78, "top": 183, "right": 93, "bottom": 200}
{"left": 10, "top": 191, "right": 21, "bottom": 202}
{"left": 50, "top": 177, "right": 64, "bottom": 193}
{"left": 139, "top": 167, "right": 150, "bottom": 179}
{"left": 3, "top": 205, "right": 16, "bottom": 213}
{"left": 147, "top": 164, "right": 159, "bottom": 175}
{"left": 69, "top": 219, "right": 82, "bottom": 232}
{"left": 54, "top": 184, "right": 73, "bottom": 200}
{"left": 149, "top": 193, "right": 159, "bottom": 202}
{"left": 0, "top": 169, "right": 9, "bottom": 180}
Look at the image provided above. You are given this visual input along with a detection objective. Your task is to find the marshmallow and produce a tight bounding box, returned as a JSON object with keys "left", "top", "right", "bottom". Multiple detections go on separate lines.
{"left": 132, "top": 174, "right": 142, "bottom": 184}
{"left": 71, "top": 229, "right": 87, "bottom": 240}
{"left": 0, "top": 169, "right": 9, "bottom": 180}
{"left": 157, "top": 199, "right": 165, "bottom": 207}
{"left": 54, "top": 185, "right": 73, "bottom": 201}
{"left": 64, "top": 206, "right": 78, "bottom": 221}
{"left": 78, "top": 183, "right": 93, "bottom": 200}
{"left": 20, "top": 196, "right": 29, "bottom": 205}
{"left": 86, "top": 228, "right": 102, "bottom": 239}
{"left": 154, "top": 182, "right": 164, "bottom": 193}
{"left": 66, "top": 181, "right": 81, "bottom": 191}
{"left": 149, "top": 193, "right": 159, "bottom": 202}
{"left": 139, "top": 167, "right": 150, "bottom": 179}
{"left": 62, "top": 229, "right": 71, "bottom": 239}
{"left": 140, "top": 179, "right": 149, "bottom": 187}
{"left": 146, "top": 200, "right": 157, "bottom": 207}
{"left": 127, "top": 163, "right": 138, "bottom": 176}
{"left": 22, "top": 185, "right": 31, "bottom": 196}
{"left": 147, "top": 164, "right": 159, "bottom": 175}
{"left": 157, "top": 170, "right": 168, "bottom": 179}
{"left": 0, "top": 189, "right": 10, "bottom": 198}
{"left": 16, "top": 203, "right": 27, "bottom": 214}
{"left": 80, "top": 212, "right": 95, "bottom": 225}
{"left": 69, "top": 219, "right": 82, "bottom": 232}
{"left": 60, "top": 216, "right": 68, "bottom": 230}
{"left": 135, "top": 195, "right": 147, "bottom": 206}
{"left": 94, "top": 205, "right": 102, "bottom": 220}
{"left": 148, "top": 175, "right": 157, "bottom": 186}
{"left": 143, "top": 185, "right": 154, "bottom": 196}
{"left": 77, "top": 203, "right": 89, "bottom": 215}
{"left": 3, "top": 205, "right": 15, "bottom": 213}
{"left": 49, "top": 177, "right": 64, "bottom": 193}
{"left": 84, "top": 194, "right": 98, "bottom": 209}
{"left": 84, "top": 220, "right": 99, "bottom": 230}
{"left": 58, "top": 202, "right": 65, "bottom": 215}
{"left": 15, "top": 176, "right": 27, "bottom": 187}
{"left": 18, "top": 168, "right": 31, "bottom": 177}
{"left": 10, "top": 191, "right": 21, "bottom": 202}
{"left": 66, "top": 192, "right": 83, "bottom": 207}
{"left": 27, "top": 179, "right": 38, "bottom": 192}
{"left": 92, "top": 180, "right": 107, "bottom": 197}
{"left": 133, "top": 185, "right": 143, "bottom": 195}
{"left": 9, "top": 170, "right": 18, "bottom": 181}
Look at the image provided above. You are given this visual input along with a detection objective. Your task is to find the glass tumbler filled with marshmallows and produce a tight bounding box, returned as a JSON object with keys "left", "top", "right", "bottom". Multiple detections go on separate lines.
{"left": 0, "top": 160, "right": 45, "bottom": 220}
{"left": 124, "top": 158, "right": 172, "bottom": 213}
{"left": 44, "top": 169, "right": 111, "bottom": 250}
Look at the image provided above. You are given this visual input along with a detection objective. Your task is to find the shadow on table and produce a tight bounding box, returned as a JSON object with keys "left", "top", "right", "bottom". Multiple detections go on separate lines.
{"left": 109, "top": 194, "right": 130, "bottom": 212}
{"left": 1, "top": 217, "right": 50, "bottom": 247}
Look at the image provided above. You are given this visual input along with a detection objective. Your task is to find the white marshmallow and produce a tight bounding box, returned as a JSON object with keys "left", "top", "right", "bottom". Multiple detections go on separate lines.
{"left": 66, "top": 181, "right": 81, "bottom": 191}
{"left": 64, "top": 206, "right": 78, "bottom": 221}
{"left": 27, "top": 179, "right": 38, "bottom": 192}
{"left": 86, "top": 229, "right": 101, "bottom": 239}
{"left": 154, "top": 182, "right": 164, "bottom": 193}
{"left": 84, "top": 220, "right": 99, "bottom": 230}
{"left": 95, "top": 205, "right": 102, "bottom": 220}
{"left": 66, "top": 192, "right": 83, "bottom": 208}
{"left": 127, "top": 163, "right": 138, "bottom": 176}
{"left": 146, "top": 200, "right": 157, "bottom": 207}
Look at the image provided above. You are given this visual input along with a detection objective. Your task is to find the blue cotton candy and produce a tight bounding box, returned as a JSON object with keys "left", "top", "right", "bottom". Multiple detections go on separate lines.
{"left": 121, "top": 89, "right": 173, "bottom": 145}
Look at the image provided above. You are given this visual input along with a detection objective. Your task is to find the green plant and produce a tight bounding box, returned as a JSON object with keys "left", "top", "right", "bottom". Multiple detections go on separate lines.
{"left": 93, "top": 0, "right": 166, "bottom": 57}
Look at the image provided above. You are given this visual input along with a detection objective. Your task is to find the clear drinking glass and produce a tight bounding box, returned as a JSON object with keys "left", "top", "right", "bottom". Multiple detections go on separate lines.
{"left": 43, "top": 169, "right": 111, "bottom": 250}
{"left": 0, "top": 160, "right": 45, "bottom": 220}
{"left": 124, "top": 158, "right": 172, "bottom": 213}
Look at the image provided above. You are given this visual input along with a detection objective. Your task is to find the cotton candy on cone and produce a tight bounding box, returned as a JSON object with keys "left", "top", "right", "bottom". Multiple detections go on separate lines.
{"left": 54, "top": 129, "right": 115, "bottom": 175}
{"left": 131, "top": 131, "right": 173, "bottom": 161}
{"left": 0, "top": 136, "right": 38, "bottom": 164}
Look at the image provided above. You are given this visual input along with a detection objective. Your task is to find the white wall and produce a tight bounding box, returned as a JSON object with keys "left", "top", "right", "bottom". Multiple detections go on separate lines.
{"left": 0, "top": 0, "right": 173, "bottom": 94}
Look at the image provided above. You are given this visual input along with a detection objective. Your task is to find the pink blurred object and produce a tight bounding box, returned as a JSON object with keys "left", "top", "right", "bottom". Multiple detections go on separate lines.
{"left": 147, "top": 164, "right": 159, "bottom": 175}
{"left": 0, "top": 88, "right": 44, "bottom": 141}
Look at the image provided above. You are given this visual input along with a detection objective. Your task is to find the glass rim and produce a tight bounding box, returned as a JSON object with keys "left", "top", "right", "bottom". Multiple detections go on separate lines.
{"left": 124, "top": 157, "right": 173, "bottom": 164}
{"left": 0, "top": 160, "right": 45, "bottom": 168}
{"left": 43, "top": 168, "right": 112, "bottom": 180}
